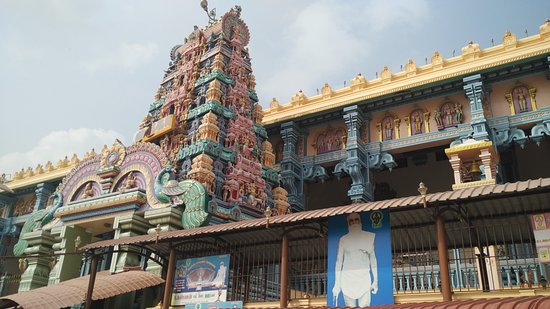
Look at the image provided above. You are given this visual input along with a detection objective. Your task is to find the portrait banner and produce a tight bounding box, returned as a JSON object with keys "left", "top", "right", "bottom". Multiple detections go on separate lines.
{"left": 172, "top": 254, "right": 230, "bottom": 306}
{"left": 327, "top": 209, "right": 393, "bottom": 307}
{"left": 531, "top": 213, "right": 550, "bottom": 262}
{"left": 185, "top": 301, "right": 243, "bottom": 309}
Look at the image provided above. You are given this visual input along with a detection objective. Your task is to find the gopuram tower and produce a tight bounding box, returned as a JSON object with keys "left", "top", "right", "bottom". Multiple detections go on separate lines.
{"left": 134, "top": 5, "right": 288, "bottom": 223}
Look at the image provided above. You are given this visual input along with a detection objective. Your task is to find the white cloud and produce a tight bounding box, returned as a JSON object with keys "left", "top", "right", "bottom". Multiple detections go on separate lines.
{"left": 0, "top": 128, "right": 125, "bottom": 177}
{"left": 80, "top": 42, "right": 159, "bottom": 73}
{"left": 363, "top": 0, "right": 430, "bottom": 32}
{"left": 258, "top": 0, "right": 431, "bottom": 103}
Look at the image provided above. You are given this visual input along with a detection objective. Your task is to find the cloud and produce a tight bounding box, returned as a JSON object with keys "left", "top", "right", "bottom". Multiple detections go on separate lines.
{"left": 80, "top": 42, "right": 159, "bottom": 73}
{"left": 0, "top": 128, "right": 125, "bottom": 177}
{"left": 363, "top": 0, "right": 430, "bottom": 32}
{"left": 257, "top": 0, "right": 431, "bottom": 104}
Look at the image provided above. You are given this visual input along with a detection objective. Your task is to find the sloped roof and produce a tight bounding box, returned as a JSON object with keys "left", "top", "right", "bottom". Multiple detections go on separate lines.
{"left": 81, "top": 177, "right": 550, "bottom": 252}
{"left": 0, "top": 270, "right": 163, "bottom": 309}
{"left": 248, "top": 296, "right": 550, "bottom": 308}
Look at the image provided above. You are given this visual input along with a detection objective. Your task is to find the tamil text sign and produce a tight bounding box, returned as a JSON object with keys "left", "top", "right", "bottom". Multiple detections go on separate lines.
{"left": 172, "top": 254, "right": 230, "bottom": 306}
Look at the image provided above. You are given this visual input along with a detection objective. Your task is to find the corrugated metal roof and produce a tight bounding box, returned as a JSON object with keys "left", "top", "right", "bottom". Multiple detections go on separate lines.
{"left": 81, "top": 177, "right": 550, "bottom": 251}
{"left": 0, "top": 270, "right": 164, "bottom": 309}
{"left": 246, "top": 296, "right": 550, "bottom": 308}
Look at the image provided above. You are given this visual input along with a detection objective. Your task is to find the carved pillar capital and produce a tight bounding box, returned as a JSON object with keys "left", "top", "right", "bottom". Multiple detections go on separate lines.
{"left": 343, "top": 105, "right": 372, "bottom": 202}
{"left": 279, "top": 121, "right": 304, "bottom": 211}
{"left": 463, "top": 74, "right": 490, "bottom": 141}
{"left": 34, "top": 183, "right": 55, "bottom": 212}
{"left": 18, "top": 230, "right": 55, "bottom": 292}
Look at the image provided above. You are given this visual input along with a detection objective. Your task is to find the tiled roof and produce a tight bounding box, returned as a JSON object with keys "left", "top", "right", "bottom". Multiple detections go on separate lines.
{"left": 81, "top": 177, "right": 550, "bottom": 251}
{"left": 0, "top": 270, "right": 163, "bottom": 309}
{"left": 248, "top": 296, "right": 550, "bottom": 308}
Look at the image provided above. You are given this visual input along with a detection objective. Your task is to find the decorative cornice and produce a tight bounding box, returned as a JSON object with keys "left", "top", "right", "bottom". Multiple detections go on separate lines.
{"left": 6, "top": 166, "right": 73, "bottom": 191}
{"left": 262, "top": 29, "right": 550, "bottom": 125}
{"left": 452, "top": 179, "right": 496, "bottom": 190}
{"left": 445, "top": 140, "right": 494, "bottom": 155}
{"left": 54, "top": 189, "right": 147, "bottom": 219}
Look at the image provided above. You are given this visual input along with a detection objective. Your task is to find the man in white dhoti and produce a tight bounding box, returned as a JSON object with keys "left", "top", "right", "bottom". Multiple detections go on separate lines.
{"left": 212, "top": 261, "right": 227, "bottom": 288}
{"left": 332, "top": 212, "right": 378, "bottom": 307}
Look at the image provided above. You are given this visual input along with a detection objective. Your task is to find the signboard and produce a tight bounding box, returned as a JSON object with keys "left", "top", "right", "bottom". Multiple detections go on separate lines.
{"left": 327, "top": 210, "right": 393, "bottom": 307}
{"left": 185, "top": 301, "right": 243, "bottom": 309}
{"left": 172, "top": 254, "right": 230, "bottom": 306}
{"left": 531, "top": 213, "right": 550, "bottom": 262}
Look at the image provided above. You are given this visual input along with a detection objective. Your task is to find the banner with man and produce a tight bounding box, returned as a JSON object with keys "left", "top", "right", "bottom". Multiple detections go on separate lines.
{"left": 327, "top": 210, "right": 393, "bottom": 307}
{"left": 172, "top": 254, "right": 230, "bottom": 306}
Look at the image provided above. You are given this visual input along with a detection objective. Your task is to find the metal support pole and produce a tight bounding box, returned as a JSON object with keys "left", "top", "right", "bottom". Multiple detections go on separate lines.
{"left": 436, "top": 214, "right": 452, "bottom": 301}
{"left": 162, "top": 248, "right": 176, "bottom": 309}
{"left": 280, "top": 233, "right": 289, "bottom": 308}
{"left": 84, "top": 254, "right": 99, "bottom": 309}
{"left": 477, "top": 249, "right": 490, "bottom": 291}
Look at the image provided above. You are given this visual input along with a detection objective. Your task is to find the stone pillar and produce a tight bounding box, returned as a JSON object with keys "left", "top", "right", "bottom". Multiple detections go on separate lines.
{"left": 18, "top": 230, "right": 55, "bottom": 292}
{"left": 110, "top": 214, "right": 151, "bottom": 273}
{"left": 0, "top": 195, "right": 16, "bottom": 257}
{"left": 144, "top": 207, "right": 182, "bottom": 276}
{"left": 448, "top": 154, "right": 462, "bottom": 186}
{"left": 0, "top": 195, "right": 16, "bottom": 219}
{"left": 343, "top": 105, "right": 373, "bottom": 202}
{"left": 280, "top": 121, "right": 304, "bottom": 211}
{"left": 34, "top": 183, "right": 55, "bottom": 212}
{"left": 463, "top": 74, "right": 490, "bottom": 141}
{"left": 48, "top": 225, "right": 92, "bottom": 285}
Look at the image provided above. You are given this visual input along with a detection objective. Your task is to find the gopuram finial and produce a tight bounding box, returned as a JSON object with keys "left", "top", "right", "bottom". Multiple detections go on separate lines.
{"left": 200, "top": 0, "right": 217, "bottom": 23}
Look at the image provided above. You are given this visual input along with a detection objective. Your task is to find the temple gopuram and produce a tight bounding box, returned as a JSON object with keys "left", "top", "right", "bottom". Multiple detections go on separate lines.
{"left": 1, "top": 5, "right": 550, "bottom": 309}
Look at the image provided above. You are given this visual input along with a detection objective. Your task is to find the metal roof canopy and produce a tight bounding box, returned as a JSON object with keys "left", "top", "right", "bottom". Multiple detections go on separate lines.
{"left": 81, "top": 178, "right": 550, "bottom": 257}
{"left": 0, "top": 270, "right": 164, "bottom": 309}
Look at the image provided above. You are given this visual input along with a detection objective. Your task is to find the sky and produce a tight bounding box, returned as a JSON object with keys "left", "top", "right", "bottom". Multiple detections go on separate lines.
{"left": 1, "top": 0, "right": 549, "bottom": 177}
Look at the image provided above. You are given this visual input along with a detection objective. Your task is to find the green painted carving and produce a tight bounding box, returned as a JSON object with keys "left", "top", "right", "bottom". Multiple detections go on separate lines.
{"left": 13, "top": 192, "right": 63, "bottom": 257}
{"left": 177, "top": 140, "right": 236, "bottom": 162}
{"left": 253, "top": 124, "right": 268, "bottom": 139}
{"left": 40, "top": 192, "right": 63, "bottom": 227}
{"left": 178, "top": 180, "right": 210, "bottom": 229}
{"left": 154, "top": 167, "right": 209, "bottom": 229}
{"left": 262, "top": 166, "right": 280, "bottom": 185}
{"left": 154, "top": 166, "right": 173, "bottom": 204}
{"left": 149, "top": 98, "right": 165, "bottom": 112}
{"left": 248, "top": 89, "right": 258, "bottom": 102}
{"left": 187, "top": 100, "right": 235, "bottom": 120}
{"left": 194, "top": 71, "right": 235, "bottom": 88}
{"left": 13, "top": 210, "right": 46, "bottom": 257}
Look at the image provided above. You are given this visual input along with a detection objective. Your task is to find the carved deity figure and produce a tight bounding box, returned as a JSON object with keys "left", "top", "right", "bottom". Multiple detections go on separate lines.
{"left": 83, "top": 183, "right": 94, "bottom": 199}
{"left": 124, "top": 172, "right": 137, "bottom": 190}
{"left": 413, "top": 113, "right": 422, "bottom": 134}
{"left": 517, "top": 91, "right": 527, "bottom": 111}
{"left": 342, "top": 131, "right": 348, "bottom": 149}
{"left": 384, "top": 121, "right": 393, "bottom": 140}
{"left": 444, "top": 106, "right": 453, "bottom": 125}
{"left": 327, "top": 136, "right": 333, "bottom": 151}
{"left": 454, "top": 103, "right": 463, "bottom": 123}
{"left": 222, "top": 184, "right": 231, "bottom": 202}
{"left": 434, "top": 110, "right": 443, "bottom": 127}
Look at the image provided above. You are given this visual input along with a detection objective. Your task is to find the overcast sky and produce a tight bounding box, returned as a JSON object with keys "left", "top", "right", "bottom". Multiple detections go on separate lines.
{"left": 1, "top": 0, "right": 548, "bottom": 177}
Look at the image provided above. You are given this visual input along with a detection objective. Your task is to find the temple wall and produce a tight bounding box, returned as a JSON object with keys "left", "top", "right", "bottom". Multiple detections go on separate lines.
{"left": 369, "top": 93, "right": 469, "bottom": 143}
{"left": 489, "top": 75, "right": 550, "bottom": 117}
{"left": 306, "top": 120, "right": 346, "bottom": 155}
